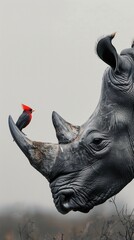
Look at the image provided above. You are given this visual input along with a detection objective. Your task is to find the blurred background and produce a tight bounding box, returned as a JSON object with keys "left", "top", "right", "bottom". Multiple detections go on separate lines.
{"left": 1, "top": 0, "right": 134, "bottom": 238}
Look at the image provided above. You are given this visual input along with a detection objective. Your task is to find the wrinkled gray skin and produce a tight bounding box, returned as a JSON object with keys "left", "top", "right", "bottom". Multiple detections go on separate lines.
{"left": 8, "top": 34, "right": 134, "bottom": 214}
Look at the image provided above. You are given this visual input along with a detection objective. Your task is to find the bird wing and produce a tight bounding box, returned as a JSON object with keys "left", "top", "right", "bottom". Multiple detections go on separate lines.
{"left": 16, "top": 112, "right": 31, "bottom": 131}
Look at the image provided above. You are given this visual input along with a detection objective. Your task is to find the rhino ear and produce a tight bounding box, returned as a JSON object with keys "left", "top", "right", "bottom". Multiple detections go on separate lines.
{"left": 96, "top": 33, "right": 120, "bottom": 71}
{"left": 131, "top": 40, "right": 134, "bottom": 48}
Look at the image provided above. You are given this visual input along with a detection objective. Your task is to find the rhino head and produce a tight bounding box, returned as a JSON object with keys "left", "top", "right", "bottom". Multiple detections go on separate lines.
{"left": 8, "top": 34, "right": 134, "bottom": 214}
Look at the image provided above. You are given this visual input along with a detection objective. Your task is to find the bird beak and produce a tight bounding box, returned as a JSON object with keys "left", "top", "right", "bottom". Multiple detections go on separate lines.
{"left": 32, "top": 109, "right": 35, "bottom": 112}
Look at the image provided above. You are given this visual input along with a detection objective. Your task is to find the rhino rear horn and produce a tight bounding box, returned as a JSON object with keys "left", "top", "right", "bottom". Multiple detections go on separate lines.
{"left": 96, "top": 33, "right": 122, "bottom": 72}
{"left": 8, "top": 115, "right": 59, "bottom": 181}
{"left": 52, "top": 111, "right": 80, "bottom": 144}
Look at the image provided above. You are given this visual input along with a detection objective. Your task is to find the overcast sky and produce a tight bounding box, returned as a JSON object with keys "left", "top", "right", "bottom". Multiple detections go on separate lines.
{"left": 1, "top": 0, "right": 134, "bottom": 218}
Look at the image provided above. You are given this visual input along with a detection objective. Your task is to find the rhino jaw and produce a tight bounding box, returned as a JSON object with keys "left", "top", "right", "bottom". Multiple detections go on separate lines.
{"left": 8, "top": 115, "right": 59, "bottom": 181}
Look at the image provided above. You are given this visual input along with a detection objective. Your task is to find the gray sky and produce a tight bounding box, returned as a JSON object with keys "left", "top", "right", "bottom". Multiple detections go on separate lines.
{"left": 1, "top": 0, "right": 134, "bottom": 218}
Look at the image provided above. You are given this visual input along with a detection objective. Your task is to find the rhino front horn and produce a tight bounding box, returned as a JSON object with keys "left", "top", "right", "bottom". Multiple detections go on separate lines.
{"left": 8, "top": 115, "right": 59, "bottom": 181}
{"left": 52, "top": 111, "right": 80, "bottom": 144}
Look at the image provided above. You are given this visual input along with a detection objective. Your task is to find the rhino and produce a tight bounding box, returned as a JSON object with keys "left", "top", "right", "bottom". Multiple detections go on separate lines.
{"left": 8, "top": 33, "right": 134, "bottom": 214}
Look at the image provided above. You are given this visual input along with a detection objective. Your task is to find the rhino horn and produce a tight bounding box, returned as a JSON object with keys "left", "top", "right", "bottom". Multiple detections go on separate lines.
{"left": 8, "top": 115, "right": 59, "bottom": 181}
{"left": 52, "top": 111, "right": 80, "bottom": 144}
{"left": 96, "top": 33, "right": 123, "bottom": 72}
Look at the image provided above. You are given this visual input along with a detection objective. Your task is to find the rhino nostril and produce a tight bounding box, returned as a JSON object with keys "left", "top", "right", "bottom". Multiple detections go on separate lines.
{"left": 53, "top": 189, "right": 75, "bottom": 214}
{"left": 59, "top": 189, "right": 74, "bottom": 209}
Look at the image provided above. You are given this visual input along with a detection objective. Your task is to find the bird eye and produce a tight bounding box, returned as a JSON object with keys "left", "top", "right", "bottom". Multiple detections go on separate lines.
{"left": 92, "top": 138, "right": 103, "bottom": 145}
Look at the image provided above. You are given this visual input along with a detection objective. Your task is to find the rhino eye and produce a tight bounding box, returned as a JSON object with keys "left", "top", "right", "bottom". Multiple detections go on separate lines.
{"left": 92, "top": 138, "right": 103, "bottom": 145}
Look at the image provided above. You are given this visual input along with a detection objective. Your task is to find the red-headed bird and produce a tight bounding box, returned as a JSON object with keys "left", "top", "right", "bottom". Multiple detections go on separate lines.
{"left": 16, "top": 104, "right": 34, "bottom": 132}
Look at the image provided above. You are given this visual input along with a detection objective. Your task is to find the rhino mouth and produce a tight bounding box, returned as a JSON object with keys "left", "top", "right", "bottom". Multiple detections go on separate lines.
{"left": 52, "top": 189, "right": 75, "bottom": 214}
{"left": 52, "top": 189, "right": 94, "bottom": 214}
{"left": 50, "top": 172, "right": 118, "bottom": 214}
{"left": 50, "top": 182, "right": 94, "bottom": 214}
